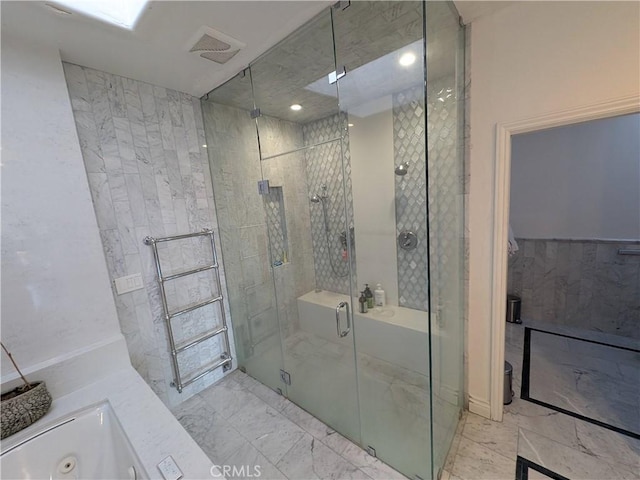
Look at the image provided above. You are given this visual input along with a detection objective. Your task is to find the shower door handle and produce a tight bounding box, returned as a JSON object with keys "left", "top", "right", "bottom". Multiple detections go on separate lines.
{"left": 335, "top": 301, "right": 351, "bottom": 338}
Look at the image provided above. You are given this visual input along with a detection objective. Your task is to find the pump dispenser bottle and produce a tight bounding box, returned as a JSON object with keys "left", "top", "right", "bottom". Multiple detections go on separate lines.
{"left": 374, "top": 283, "right": 385, "bottom": 307}
{"left": 364, "top": 284, "right": 374, "bottom": 309}
{"left": 359, "top": 291, "right": 368, "bottom": 313}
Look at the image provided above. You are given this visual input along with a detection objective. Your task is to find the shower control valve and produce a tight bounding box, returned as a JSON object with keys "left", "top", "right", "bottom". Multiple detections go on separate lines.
{"left": 398, "top": 231, "right": 418, "bottom": 251}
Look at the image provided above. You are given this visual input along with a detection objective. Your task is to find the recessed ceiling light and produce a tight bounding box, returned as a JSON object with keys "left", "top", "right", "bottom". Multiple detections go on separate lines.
{"left": 48, "top": 0, "right": 149, "bottom": 30}
{"left": 348, "top": 123, "right": 354, "bottom": 127}
{"left": 399, "top": 52, "right": 416, "bottom": 67}
{"left": 290, "top": 104, "right": 302, "bottom": 111}
{"left": 202, "top": 144, "right": 208, "bottom": 148}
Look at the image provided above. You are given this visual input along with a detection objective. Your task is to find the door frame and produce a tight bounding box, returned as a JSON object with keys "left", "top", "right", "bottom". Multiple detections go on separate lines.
{"left": 488, "top": 94, "right": 639, "bottom": 420}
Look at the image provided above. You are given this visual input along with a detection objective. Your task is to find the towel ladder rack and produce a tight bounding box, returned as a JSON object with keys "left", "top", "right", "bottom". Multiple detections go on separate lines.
{"left": 144, "top": 228, "right": 232, "bottom": 393}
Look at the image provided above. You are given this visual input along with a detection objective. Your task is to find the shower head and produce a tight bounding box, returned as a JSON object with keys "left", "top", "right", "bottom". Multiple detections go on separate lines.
{"left": 395, "top": 162, "right": 409, "bottom": 176}
{"left": 310, "top": 194, "right": 322, "bottom": 203}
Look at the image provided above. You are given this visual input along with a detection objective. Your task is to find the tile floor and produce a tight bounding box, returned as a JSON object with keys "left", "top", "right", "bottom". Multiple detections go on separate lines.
{"left": 442, "top": 322, "right": 640, "bottom": 480}
{"left": 173, "top": 322, "right": 640, "bottom": 480}
{"left": 172, "top": 370, "right": 409, "bottom": 480}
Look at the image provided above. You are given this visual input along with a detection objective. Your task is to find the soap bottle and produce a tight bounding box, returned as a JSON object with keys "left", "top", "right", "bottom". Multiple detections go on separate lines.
{"left": 364, "top": 284, "right": 374, "bottom": 309}
{"left": 359, "top": 291, "right": 368, "bottom": 313}
{"left": 374, "top": 283, "right": 385, "bottom": 307}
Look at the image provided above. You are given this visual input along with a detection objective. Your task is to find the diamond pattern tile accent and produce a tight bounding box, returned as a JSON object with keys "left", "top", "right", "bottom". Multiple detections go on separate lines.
{"left": 426, "top": 78, "right": 462, "bottom": 313}
{"left": 394, "top": 87, "right": 429, "bottom": 311}
{"left": 393, "top": 78, "right": 459, "bottom": 311}
{"left": 303, "top": 113, "right": 356, "bottom": 295}
{"left": 263, "top": 186, "right": 287, "bottom": 264}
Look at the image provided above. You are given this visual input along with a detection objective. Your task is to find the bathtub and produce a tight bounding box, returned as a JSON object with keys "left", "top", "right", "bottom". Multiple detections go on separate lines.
{"left": 1, "top": 400, "right": 148, "bottom": 479}
{"left": 297, "top": 290, "right": 431, "bottom": 376}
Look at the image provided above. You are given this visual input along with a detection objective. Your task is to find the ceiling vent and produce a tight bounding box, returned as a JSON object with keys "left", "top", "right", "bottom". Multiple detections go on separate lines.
{"left": 187, "top": 27, "right": 245, "bottom": 65}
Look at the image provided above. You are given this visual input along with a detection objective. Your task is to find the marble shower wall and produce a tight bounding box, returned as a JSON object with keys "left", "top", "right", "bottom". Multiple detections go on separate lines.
{"left": 203, "top": 102, "right": 316, "bottom": 369}
{"left": 303, "top": 113, "right": 356, "bottom": 296}
{"left": 259, "top": 116, "right": 317, "bottom": 339}
{"left": 202, "top": 101, "right": 277, "bottom": 366}
{"left": 392, "top": 77, "right": 460, "bottom": 312}
{"left": 393, "top": 86, "right": 428, "bottom": 311}
{"left": 507, "top": 238, "right": 640, "bottom": 339}
{"left": 64, "top": 63, "right": 234, "bottom": 408}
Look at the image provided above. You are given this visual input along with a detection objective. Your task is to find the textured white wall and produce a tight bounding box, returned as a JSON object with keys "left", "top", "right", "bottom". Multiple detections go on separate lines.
{"left": 510, "top": 113, "right": 640, "bottom": 240}
{"left": 350, "top": 100, "right": 399, "bottom": 306}
{"left": 0, "top": 36, "right": 123, "bottom": 379}
{"left": 467, "top": 1, "right": 640, "bottom": 415}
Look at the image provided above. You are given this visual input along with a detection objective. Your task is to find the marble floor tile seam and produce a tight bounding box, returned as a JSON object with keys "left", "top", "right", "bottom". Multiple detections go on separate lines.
{"left": 516, "top": 424, "right": 640, "bottom": 479}
{"left": 228, "top": 372, "right": 410, "bottom": 479}
{"left": 272, "top": 397, "right": 399, "bottom": 478}
{"left": 449, "top": 436, "right": 517, "bottom": 480}
{"left": 203, "top": 371, "right": 389, "bottom": 479}
{"left": 187, "top": 373, "right": 296, "bottom": 476}
{"left": 451, "top": 432, "right": 517, "bottom": 468}
{"left": 225, "top": 373, "right": 369, "bottom": 469}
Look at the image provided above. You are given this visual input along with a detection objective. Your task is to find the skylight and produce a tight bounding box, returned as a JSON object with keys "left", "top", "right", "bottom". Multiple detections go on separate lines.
{"left": 50, "top": 0, "right": 149, "bottom": 30}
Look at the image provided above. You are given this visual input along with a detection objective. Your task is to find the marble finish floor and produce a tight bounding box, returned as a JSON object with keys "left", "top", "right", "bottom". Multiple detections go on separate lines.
{"left": 527, "top": 325, "right": 639, "bottom": 436}
{"left": 442, "top": 322, "right": 640, "bottom": 480}
{"left": 246, "top": 328, "right": 435, "bottom": 479}
{"left": 172, "top": 370, "right": 409, "bottom": 480}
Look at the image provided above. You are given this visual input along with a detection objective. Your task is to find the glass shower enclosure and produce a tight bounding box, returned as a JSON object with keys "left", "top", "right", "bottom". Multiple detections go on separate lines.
{"left": 201, "top": 2, "right": 465, "bottom": 478}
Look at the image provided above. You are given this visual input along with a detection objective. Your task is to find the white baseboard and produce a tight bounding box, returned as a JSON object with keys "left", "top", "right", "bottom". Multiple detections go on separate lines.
{"left": 468, "top": 395, "right": 491, "bottom": 419}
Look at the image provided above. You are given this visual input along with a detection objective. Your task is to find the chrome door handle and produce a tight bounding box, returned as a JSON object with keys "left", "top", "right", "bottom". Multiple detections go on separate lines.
{"left": 335, "top": 301, "right": 351, "bottom": 338}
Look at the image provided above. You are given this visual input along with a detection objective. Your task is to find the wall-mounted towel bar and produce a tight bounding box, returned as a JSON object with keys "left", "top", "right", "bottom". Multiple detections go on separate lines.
{"left": 144, "top": 228, "right": 232, "bottom": 393}
{"left": 618, "top": 249, "right": 640, "bottom": 256}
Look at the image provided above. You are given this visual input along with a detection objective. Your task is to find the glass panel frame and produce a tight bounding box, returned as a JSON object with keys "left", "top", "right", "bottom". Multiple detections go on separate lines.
{"left": 424, "top": 2, "right": 466, "bottom": 478}
{"left": 250, "top": 7, "right": 363, "bottom": 445}
{"left": 332, "top": 1, "right": 433, "bottom": 478}
{"left": 202, "top": 70, "right": 287, "bottom": 394}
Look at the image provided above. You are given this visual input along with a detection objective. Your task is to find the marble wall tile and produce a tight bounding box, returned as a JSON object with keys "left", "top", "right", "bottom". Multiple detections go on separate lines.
{"left": 303, "top": 113, "right": 355, "bottom": 295}
{"left": 203, "top": 100, "right": 316, "bottom": 381}
{"left": 508, "top": 238, "right": 640, "bottom": 339}
{"left": 64, "top": 63, "right": 234, "bottom": 408}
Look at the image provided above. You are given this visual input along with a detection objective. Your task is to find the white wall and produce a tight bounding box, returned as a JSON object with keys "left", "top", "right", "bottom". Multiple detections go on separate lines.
{"left": 510, "top": 113, "right": 640, "bottom": 240}
{"left": 1, "top": 35, "right": 123, "bottom": 380}
{"left": 467, "top": 1, "right": 640, "bottom": 416}
{"left": 350, "top": 99, "right": 399, "bottom": 306}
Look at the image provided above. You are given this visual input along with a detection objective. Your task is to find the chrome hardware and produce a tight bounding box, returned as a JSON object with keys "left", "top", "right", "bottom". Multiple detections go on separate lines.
{"left": 332, "top": 0, "right": 350, "bottom": 10}
{"left": 258, "top": 179, "right": 270, "bottom": 195}
{"left": 144, "top": 228, "right": 232, "bottom": 393}
{"left": 366, "top": 446, "right": 377, "bottom": 457}
{"left": 280, "top": 369, "right": 291, "bottom": 385}
{"left": 618, "top": 249, "right": 640, "bottom": 255}
{"left": 328, "top": 67, "right": 346, "bottom": 85}
{"left": 339, "top": 226, "right": 355, "bottom": 249}
{"left": 398, "top": 231, "right": 418, "bottom": 251}
{"left": 335, "top": 301, "right": 351, "bottom": 338}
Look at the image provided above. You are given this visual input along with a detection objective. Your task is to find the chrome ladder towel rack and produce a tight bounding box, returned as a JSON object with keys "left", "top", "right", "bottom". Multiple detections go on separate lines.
{"left": 144, "top": 228, "right": 232, "bottom": 393}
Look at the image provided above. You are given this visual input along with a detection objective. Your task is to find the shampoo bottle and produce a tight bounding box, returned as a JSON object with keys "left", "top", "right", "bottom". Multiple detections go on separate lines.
{"left": 364, "top": 284, "right": 374, "bottom": 309}
{"left": 374, "top": 283, "right": 385, "bottom": 307}
{"left": 359, "top": 291, "right": 368, "bottom": 313}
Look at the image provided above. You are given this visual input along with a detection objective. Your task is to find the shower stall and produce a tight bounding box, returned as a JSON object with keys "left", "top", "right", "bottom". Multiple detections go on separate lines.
{"left": 201, "top": 2, "right": 465, "bottom": 479}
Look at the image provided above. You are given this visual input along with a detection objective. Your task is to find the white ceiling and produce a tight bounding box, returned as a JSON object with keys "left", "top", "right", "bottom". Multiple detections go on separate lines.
{"left": 1, "top": 1, "right": 514, "bottom": 98}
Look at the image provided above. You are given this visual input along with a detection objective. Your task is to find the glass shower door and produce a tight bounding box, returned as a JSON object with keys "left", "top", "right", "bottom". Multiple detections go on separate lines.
{"left": 250, "top": 9, "right": 362, "bottom": 444}
{"left": 202, "top": 70, "right": 286, "bottom": 393}
{"left": 424, "top": 3, "right": 465, "bottom": 478}
{"left": 332, "top": 2, "right": 433, "bottom": 478}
